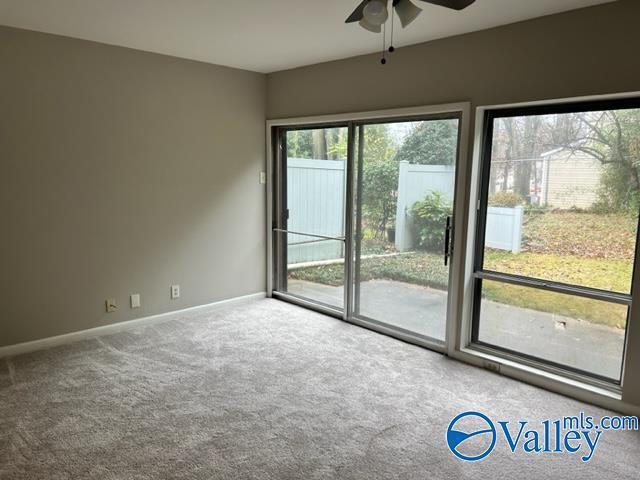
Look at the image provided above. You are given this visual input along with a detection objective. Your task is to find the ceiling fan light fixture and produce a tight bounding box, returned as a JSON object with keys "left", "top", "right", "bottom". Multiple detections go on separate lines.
{"left": 395, "top": 0, "right": 422, "bottom": 28}
{"left": 359, "top": 17, "right": 382, "bottom": 33}
{"left": 362, "top": 0, "right": 389, "bottom": 26}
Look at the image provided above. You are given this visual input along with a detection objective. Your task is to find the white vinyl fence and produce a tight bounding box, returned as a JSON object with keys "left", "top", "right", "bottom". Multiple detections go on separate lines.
{"left": 395, "top": 162, "right": 455, "bottom": 251}
{"left": 286, "top": 158, "right": 345, "bottom": 263}
{"left": 394, "top": 162, "right": 523, "bottom": 253}
{"left": 484, "top": 206, "right": 524, "bottom": 253}
{"left": 286, "top": 158, "right": 523, "bottom": 263}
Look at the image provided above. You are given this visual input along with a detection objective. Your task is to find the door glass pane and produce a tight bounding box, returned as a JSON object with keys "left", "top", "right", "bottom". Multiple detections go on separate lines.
{"left": 482, "top": 109, "right": 640, "bottom": 294}
{"left": 278, "top": 127, "right": 348, "bottom": 310}
{"left": 286, "top": 234, "right": 345, "bottom": 309}
{"left": 477, "top": 279, "right": 628, "bottom": 380}
{"left": 354, "top": 118, "right": 459, "bottom": 340}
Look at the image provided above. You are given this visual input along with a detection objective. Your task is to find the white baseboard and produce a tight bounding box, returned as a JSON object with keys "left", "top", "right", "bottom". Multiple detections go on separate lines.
{"left": 0, "top": 292, "right": 266, "bottom": 359}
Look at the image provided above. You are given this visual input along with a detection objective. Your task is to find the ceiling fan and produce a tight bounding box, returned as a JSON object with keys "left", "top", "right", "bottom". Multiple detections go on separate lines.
{"left": 346, "top": 0, "right": 476, "bottom": 32}
{"left": 346, "top": 0, "right": 476, "bottom": 62}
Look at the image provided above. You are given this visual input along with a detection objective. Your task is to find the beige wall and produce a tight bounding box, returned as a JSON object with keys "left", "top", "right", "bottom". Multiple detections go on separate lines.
{"left": 266, "top": 0, "right": 640, "bottom": 407}
{"left": 0, "top": 26, "right": 267, "bottom": 346}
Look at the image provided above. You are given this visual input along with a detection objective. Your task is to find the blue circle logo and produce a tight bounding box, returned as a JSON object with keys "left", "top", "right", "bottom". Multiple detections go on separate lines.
{"left": 446, "top": 411, "right": 497, "bottom": 461}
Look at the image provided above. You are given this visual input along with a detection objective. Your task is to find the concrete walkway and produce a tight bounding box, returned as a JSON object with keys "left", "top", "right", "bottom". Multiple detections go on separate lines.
{"left": 288, "top": 279, "right": 625, "bottom": 380}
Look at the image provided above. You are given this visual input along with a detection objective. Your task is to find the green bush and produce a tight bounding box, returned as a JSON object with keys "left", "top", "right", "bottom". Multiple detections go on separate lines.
{"left": 488, "top": 191, "right": 522, "bottom": 208}
{"left": 409, "top": 191, "right": 451, "bottom": 252}
{"left": 523, "top": 203, "right": 548, "bottom": 215}
{"left": 592, "top": 164, "right": 640, "bottom": 214}
{"left": 362, "top": 159, "right": 398, "bottom": 236}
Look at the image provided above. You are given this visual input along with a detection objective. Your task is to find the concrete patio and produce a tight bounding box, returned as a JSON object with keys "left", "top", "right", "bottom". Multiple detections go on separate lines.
{"left": 288, "top": 279, "right": 625, "bottom": 380}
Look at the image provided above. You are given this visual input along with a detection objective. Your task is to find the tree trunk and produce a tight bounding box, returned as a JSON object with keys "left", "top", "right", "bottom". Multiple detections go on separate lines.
{"left": 513, "top": 116, "right": 541, "bottom": 200}
{"left": 312, "top": 129, "right": 327, "bottom": 160}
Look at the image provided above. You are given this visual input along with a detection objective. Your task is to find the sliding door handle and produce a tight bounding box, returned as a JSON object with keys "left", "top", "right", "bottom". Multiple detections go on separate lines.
{"left": 444, "top": 216, "right": 452, "bottom": 266}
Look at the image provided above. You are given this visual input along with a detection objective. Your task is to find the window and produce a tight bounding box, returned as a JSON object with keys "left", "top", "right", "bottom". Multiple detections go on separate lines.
{"left": 472, "top": 99, "right": 640, "bottom": 383}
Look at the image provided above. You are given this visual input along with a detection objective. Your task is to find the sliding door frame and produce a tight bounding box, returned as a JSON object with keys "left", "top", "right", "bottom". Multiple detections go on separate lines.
{"left": 349, "top": 111, "right": 464, "bottom": 352}
{"left": 266, "top": 102, "right": 471, "bottom": 355}
{"left": 270, "top": 121, "right": 350, "bottom": 319}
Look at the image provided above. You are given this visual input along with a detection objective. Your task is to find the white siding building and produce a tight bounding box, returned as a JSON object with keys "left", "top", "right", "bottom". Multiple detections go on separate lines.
{"left": 539, "top": 149, "right": 602, "bottom": 209}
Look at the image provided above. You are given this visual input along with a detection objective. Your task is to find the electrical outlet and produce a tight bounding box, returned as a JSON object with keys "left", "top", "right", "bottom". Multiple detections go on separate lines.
{"left": 171, "top": 285, "right": 180, "bottom": 299}
{"left": 105, "top": 298, "right": 117, "bottom": 313}
{"left": 130, "top": 293, "right": 141, "bottom": 309}
{"left": 483, "top": 361, "right": 501, "bottom": 374}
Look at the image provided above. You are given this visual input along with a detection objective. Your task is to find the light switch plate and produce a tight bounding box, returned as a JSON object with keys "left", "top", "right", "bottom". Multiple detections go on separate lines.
{"left": 130, "top": 293, "right": 141, "bottom": 309}
{"left": 259, "top": 171, "right": 266, "bottom": 184}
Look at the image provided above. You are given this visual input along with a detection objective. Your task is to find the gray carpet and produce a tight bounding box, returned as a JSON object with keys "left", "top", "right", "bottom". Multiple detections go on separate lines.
{"left": 0, "top": 298, "right": 638, "bottom": 479}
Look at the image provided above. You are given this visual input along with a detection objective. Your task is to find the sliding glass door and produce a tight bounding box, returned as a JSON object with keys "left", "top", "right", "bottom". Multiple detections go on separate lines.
{"left": 353, "top": 117, "right": 461, "bottom": 341}
{"left": 272, "top": 112, "right": 463, "bottom": 347}
{"left": 273, "top": 125, "right": 349, "bottom": 311}
{"left": 471, "top": 99, "right": 640, "bottom": 382}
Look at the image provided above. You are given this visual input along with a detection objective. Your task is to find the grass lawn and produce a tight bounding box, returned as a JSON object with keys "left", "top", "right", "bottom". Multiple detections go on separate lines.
{"left": 482, "top": 250, "right": 631, "bottom": 327}
{"left": 483, "top": 250, "right": 633, "bottom": 294}
{"left": 523, "top": 211, "right": 637, "bottom": 260}
{"left": 481, "top": 281, "right": 628, "bottom": 329}
{"left": 290, "top": 249, "right": 629, "bottom": 328}
{"left": 289, "top": 252, "right": 448, "bottom": 290}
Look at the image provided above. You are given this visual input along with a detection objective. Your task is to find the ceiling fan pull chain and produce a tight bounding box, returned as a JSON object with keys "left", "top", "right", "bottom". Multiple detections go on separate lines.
{"left": 389, "top": 6, "right": 395, "bottom": 53}
{"left": 381, "top": 21, "right": 387, "bottom": 64}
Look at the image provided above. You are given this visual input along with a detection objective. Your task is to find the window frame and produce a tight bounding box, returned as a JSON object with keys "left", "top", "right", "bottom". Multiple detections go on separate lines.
{"left": 469, "top": 97, "right": 640, "bottom": 385}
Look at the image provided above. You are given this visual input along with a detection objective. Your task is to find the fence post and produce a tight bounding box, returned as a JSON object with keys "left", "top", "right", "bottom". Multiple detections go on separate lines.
{"left": 395, "top": 161, "right": 410, "bottom": 251}
{"left": 511, "top": 206, "right": 524, "bottom": 253}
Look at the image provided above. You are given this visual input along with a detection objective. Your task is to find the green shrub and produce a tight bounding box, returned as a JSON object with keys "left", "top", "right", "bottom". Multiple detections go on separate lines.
{"left": 362, "top": 159, "right": 398, "bottom": 236}
{"left": 488, "top": 191, "right": 522, "bottom": 208}
{"left": 409, "top": 191, "right": 452, "bottom": 252}
{"left": 592, "top": 164, "right": 640, "bottom": 214}
{"left": 523, "top": 203, "right": 548, "bottom": 215}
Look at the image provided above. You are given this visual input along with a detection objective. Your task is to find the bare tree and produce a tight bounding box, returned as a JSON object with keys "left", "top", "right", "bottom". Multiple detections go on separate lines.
{"left": 493, "top": 116, "right": 546, "bottom": 199}
{"left": 552, "top": 110, "right": 640, "bottom": 208}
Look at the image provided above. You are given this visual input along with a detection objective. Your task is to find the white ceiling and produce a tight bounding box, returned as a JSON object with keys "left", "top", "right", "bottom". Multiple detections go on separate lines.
{"left": 0, "top": 0, "right": 616, "bottom": 73}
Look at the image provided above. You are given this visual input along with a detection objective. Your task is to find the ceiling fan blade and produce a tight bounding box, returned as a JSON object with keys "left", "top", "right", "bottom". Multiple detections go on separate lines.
{"left": 415, "top": 0, "right": 475, "bottom": 10}
{"left": 394, "top": 0, "right": 422, "bottom": 28}
{"left": 346, "top": 0, "right": 369, "bottom": 23}
{"left": 359, "top": 17, "right": 382, "bottom": 33}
